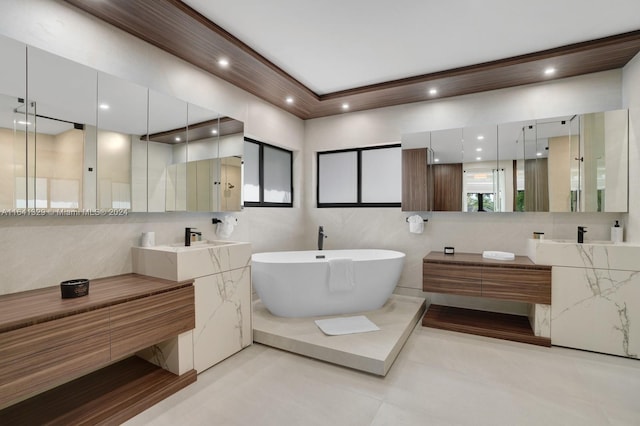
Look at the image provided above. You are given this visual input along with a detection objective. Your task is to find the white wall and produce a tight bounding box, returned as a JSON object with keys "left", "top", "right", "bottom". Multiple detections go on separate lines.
{"left": 0, "top": 0, "right": 636, "bottom": 308}
{"left": 0, "top": 0, "right": 306, "bottom": 294}
{"left": 304, "top": 70, "right": 628, "bottom": 312}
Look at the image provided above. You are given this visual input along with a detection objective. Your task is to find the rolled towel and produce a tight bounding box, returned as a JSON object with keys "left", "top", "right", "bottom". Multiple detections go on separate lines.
{"left": 408, "top": 215, "right": 424, "bottom": 234}
{"left": 327, "top": 258, "right": 355, "bottom": 292}
{"left": 482, "top": 251, "right": 515, "bottom": 261}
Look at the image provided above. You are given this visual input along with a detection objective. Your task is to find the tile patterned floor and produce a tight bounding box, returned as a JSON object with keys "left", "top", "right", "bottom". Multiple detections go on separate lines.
{"left": 125, "top": 326, "right": 640, "bottom": 425}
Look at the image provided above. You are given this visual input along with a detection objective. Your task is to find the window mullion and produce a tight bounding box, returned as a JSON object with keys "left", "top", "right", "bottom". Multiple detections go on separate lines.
{"left": 357, "top": 149, "right": 362, "bottom": 204}
{"left": 258, "top": 143, "right": 264, "bottom": 204}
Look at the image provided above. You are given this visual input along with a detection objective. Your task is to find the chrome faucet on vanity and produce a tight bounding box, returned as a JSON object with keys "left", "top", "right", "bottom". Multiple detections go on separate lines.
{"left": 318, "top": 226, "right": 327, "bottom": 250}
{"left": 577, "top": 226, "right": 587, "bottom": 243}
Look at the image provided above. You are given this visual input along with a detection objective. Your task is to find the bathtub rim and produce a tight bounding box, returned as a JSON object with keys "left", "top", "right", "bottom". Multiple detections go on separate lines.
{"left": 251, "top": 249, "right": 406, "bottom": 264}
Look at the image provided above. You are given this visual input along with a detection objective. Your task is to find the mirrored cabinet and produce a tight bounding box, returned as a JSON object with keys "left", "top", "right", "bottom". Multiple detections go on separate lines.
{"left": 0, "top": 33, "right": 244, "bottom": 215}
{"left": 402, "top": 109, "right": 629, "bottom": 213}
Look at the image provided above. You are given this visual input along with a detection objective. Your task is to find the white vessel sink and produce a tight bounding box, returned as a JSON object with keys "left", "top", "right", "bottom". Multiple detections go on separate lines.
{"left": 132, "top": 240, "right": 251, "bottom": 281}
{"left": 547, "top": 239, "right": 614, "bottom": 245}
{"left": 529, "top": 238, "right": 640, "bottom": 270}
{"left": 168, "top": 240, "right": 238, "bottom": 250}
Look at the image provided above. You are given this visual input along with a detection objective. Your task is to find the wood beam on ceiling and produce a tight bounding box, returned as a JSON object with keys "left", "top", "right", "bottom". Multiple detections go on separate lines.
{"left": 64, "top": 0, "right": 640, "bottom": 120}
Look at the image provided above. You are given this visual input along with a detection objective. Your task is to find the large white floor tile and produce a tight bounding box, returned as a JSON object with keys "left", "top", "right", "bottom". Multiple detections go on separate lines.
{"left": 125, "top": 323, "right": 640, "bottom": 426}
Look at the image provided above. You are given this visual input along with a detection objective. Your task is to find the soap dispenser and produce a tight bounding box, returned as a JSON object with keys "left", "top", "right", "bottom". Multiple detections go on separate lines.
{"left": 611, "top": 220, "right": 623, "bottom": 243}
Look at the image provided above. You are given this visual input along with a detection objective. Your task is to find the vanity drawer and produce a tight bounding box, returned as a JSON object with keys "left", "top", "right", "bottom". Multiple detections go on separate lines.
{"left": 0, "top": 308, "right": 110, "bottom": 409}
{"left": 110, "top": 286, "right": 195, "bottom": 359}
{"left": 423, "top": 262, "right": 482, "bottom": 296}
{"left": 481, "top": 267, "right": 551, "bottom": 304}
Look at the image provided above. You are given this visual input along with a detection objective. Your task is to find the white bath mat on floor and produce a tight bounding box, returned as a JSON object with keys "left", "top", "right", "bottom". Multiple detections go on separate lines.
{"left": 314, "top": 315, "right": 380, "bottom": 336}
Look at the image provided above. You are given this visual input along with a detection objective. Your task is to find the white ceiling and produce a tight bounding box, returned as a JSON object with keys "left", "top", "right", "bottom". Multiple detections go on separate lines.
{"left": 184, "top": 0, "right": 640, "bottom": 95}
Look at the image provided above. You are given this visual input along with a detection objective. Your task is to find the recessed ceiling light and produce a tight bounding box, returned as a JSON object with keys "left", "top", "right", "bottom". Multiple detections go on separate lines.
{"left": 544, "top": 67, "right": 556, "bottom": 76}
{"left": 476, "top": 157, "right": 482, "bottom": 161}
{"left": 175, "top": 136, "right": 181, "bottom": 142}
{"left": 342, "top": 103, "right": 349, "bottom": 110}
{"left": 99, "top": 103, "right": 110, "bottom": 110}
{"left": 477, "top": 135, "right": 484, "bottom": 140}
{"left": 429, "top": 88, "right": 438, "bottom": 95}
{"left": 434, "top": 158, "right": 440, "bottom": 162}
{"left": 285, "top": 96, "right": 294, "bottom": 104}
{"left": 476, "top": 148, "right": 482, "bottom": 152}
{"left": 536, "top": 152, "right": 542, "bottom": 156}
{"left": 211, "top": 129, "right": 218, "bottom": 135}
{"left": 218, "top": 58, "right": 229, "bottom": 67}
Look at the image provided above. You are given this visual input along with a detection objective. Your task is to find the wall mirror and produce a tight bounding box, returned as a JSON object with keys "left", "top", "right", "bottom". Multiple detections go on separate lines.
{"left": 0, "top": 34, "right": 27, "bottom": 210}
{"left": 401, "top": 109, "right": 628, "bottom": 213}
{"left": 96, "top": 72, "right": 147, "bottom": 211}
{"left": 144, "top": 90, "right": 188, "bottom": 213}
{"left": 20, "top": 45, "right": 97, "bottom": 211}
{"left": 0, "top": 33, "right": 244, "bottom": 214}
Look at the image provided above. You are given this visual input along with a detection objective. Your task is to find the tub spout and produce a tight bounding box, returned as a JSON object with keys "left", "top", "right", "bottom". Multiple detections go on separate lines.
{"left": 318, "top": 226, "right": 327, "bottom": 250}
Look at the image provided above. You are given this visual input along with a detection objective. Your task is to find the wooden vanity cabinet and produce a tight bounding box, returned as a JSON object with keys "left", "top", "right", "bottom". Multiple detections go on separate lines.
{"left": 423, "top": 262, "right": 482, "bottom": 296}
{"left": 423, "top": 252, "right": 551, "bottom": 346}
{"left": 481, "top": 267, "right": 551, "bottom": 304}
{"left": 0, "top": 273, "right": 196, "bottom": 424}
{"left": 110, "top": 286, "right": 195, "bottom": 359}
{"left": 0, "top": 309, "right": 111, "bottom": 407}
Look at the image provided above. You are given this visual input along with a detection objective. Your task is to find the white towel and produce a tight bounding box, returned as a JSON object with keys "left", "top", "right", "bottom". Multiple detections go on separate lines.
{"left": 408, "top": 215, "right": 424, "bottom": 234}
{"left": 315, "top": 316, "right": 379, "bottom": 335}
{"left": 482, "top": 251, "right": 515, "bottom": 261}
{"left": 216, "top": 216, "right": 237, "bottom": 239}
{"left": 327, "top": 258, "right": 355, "bottom": 292}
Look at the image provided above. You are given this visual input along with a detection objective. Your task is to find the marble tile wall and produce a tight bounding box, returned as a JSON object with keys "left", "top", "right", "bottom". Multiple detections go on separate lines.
{"left": 0, "top": 207, "right": 304, "bottom": 295}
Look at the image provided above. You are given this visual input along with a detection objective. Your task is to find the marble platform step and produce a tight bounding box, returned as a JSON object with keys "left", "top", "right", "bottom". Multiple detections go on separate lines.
{"left": 423, "top": 304, "right": 551, "bottom": 347}
{"left": 253, "top": 294, "right": 426, "bottom": 376}
{"left": 0, "top": 357, "right": 196, "bottom": 425}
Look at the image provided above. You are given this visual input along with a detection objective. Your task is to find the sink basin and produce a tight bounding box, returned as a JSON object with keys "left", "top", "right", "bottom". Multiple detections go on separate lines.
{"left": 168, "top": 240, "right": 237, "bottom": 249}
{"left": 546, "top": 239, "right": 614, "bottom": 245}
{"left": 132, "top": 240, "right": 251, "bottom": 281}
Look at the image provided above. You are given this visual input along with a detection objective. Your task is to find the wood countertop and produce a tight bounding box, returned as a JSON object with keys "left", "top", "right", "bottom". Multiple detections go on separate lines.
{"left": 0, "top": 273, "right": 193, "bottom": 333}
{"left": 424, "top": 251, "right": 551, "bottom": 270}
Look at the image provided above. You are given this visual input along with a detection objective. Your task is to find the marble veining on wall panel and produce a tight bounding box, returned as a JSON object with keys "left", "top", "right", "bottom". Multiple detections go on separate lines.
{"left": 529, "top": 304, "right": 551, "bottom": 338}
{"left": 137, "top": 331, "right": 194, "bottom": 375}
{"left": 552, "top": 266, "right": 639, "bottom": 358}
{"left": 193, "top": 264, "right": 252, "bottom": 373}
{"left": 533, "top": 240, "right": 640, "bottom": 271}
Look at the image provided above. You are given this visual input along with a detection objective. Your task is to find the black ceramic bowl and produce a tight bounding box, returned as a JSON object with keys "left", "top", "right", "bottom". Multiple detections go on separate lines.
{"left": 60, "top": 278, "right": 90, "bottom": 298}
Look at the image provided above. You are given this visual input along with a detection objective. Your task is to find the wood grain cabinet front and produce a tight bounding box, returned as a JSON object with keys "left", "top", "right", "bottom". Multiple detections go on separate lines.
{"left": 423, "top": 263, "right": 482, "bottom": 297}
{"left": 481, "top": 267, "right": 551, "bottom": 304}
{"left": 0, "top": 275, "right": 197, "bottom": 422}
{"left": 0, "top": 308, "right": 111, "bottom": 409}
{"left": 422, "top": 252, "right": 551, "bottom": 347}
{"left": 423, "top": 253, "right": 551, "bottom": 304}
{"left": 110, "top": 286, "right": 195, "bottom": 360}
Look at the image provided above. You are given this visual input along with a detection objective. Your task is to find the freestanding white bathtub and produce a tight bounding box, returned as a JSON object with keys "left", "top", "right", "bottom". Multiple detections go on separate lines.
{"left": 252, "top": 249, "right": 405, "bottom": 317}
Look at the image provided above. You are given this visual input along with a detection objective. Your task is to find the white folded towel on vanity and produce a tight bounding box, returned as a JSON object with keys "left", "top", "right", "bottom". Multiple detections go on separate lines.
{"left": 327, "top": 258, "right": 355, "bottom": 292}
{"left": 482, "top": 250, "right": 515, "bottom": 261}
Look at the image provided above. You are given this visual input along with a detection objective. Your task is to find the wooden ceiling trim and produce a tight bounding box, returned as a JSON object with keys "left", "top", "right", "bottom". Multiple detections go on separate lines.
{"left": 146, "top": 116, "right": 244, "bottom": 144}
{"left": 63, "top": 0, "right": 640, "bottom": 120}
{"left": 64, "top": 0, "right": 320, "bottom": 117}
{"left": 321, "top": 30, "right": 640, "bottom": 99}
